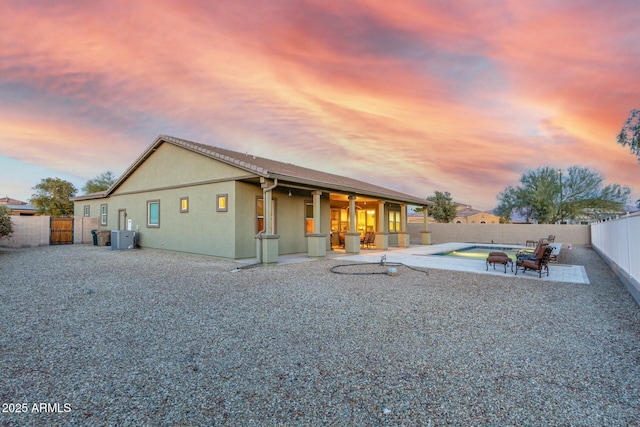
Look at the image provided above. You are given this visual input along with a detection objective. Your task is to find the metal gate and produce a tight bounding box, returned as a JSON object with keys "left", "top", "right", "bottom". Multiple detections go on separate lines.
{"left": 50, "top": 217, "right": 74, "bottom": 245}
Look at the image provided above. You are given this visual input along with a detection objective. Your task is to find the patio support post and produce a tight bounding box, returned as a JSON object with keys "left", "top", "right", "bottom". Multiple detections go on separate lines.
{"left": 345, "top": 195, "right": 360, "bottom": 254}
{"left": 397, "top": 203, "right": 410, "bottom": 248}
{"left": 349, "top": 195, "right": 356, "bottom": 232}
{"left": 421, "top": 206, "right": 432, "bottom": 245}
{"left": 312, "top": 191, "right": 321, "bottom": 233}
{"left": 264, "top": 188, "right": 273, "bottom": 235}
{"left": 256, "top": 178, "right": 279, "bottom": 263}
{"left": 376, "top": 201, "right": 389, "bottom": 250}
{"left": 307, "top": 190, "right": 327, "bottom": 258}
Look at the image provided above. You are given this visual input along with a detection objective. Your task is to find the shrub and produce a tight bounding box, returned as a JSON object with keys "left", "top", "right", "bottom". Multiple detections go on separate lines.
{"left": 0, "top": 205, "right": 14, "bottom": 239}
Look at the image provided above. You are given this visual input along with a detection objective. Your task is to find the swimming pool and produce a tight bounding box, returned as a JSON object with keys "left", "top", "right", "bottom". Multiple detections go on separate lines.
{"left": 433, "top": 245, "right": 523, "bottom": 261}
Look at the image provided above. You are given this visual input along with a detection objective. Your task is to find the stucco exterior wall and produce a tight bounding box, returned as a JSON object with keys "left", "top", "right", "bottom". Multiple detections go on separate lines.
{"left": 73, "top": 143, "right": 249, "bottom": 258}
{"left": 453, "top": 212, "right": 501, "bottom": 224}
{"left": 72, "top": 144, "right": 335, "bottom": 259}
{"left": 234, "top": 182, "right": 261, "bottom": 258}
{"left": 408, "top": 223, "right": 590, "bottom": 246}
{"left": 81, "top": 181, "right": 239, "bottom": 257}
{"left": 116, "top": 142, "right": 248, "bottom": 194}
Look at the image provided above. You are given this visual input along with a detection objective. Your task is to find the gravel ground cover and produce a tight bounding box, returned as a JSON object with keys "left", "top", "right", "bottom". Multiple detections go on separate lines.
{"left": 1, "top": 244, "right": 639, "bottom": 426}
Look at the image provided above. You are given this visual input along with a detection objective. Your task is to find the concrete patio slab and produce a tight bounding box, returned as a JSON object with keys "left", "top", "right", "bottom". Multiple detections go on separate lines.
{"left": 340, "top": 243, "right": 590, "bottom": 284}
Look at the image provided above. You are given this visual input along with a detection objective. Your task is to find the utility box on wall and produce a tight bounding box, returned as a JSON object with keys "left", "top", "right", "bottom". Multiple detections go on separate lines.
{"left": 110, "top": 230, "right": 135, "bottom": 250}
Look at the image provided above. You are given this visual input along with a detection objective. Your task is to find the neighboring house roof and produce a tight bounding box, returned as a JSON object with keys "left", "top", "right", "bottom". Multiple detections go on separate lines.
{"left": 0, "top": 197, "right": 37, "bottom": 214}
{"left": 4, "top": 204, "right": 36, "bottom": 211}
{"left": 73, "top": 135, "right": 431, "bottom": 206}
{"left": 0, "top": 197, "right": 27, "bottom": 205}
{"left": 455, "top": 207, "right": 483, "bottom": 218}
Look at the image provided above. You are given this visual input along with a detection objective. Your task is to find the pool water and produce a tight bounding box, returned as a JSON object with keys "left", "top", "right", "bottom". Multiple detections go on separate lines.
{"left": 434, "top": 246, "right": 522, "bottom": 261}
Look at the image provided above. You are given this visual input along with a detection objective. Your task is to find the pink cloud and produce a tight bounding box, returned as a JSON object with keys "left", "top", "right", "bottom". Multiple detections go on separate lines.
{"left": 1, "top": 0, "right": 639, "bottom": 209}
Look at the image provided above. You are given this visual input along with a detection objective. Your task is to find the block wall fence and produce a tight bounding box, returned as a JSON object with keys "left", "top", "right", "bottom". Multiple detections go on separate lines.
{"left": 408, "top": 223, "right": 591, "bottom": 246}
{"left": 0, "top": 216, "right": 99, "bottom": 248}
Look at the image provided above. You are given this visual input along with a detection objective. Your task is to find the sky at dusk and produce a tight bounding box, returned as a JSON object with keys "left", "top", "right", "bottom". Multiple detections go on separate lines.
{"left": 2, "top": 0, "right": 639, "bottom": 211}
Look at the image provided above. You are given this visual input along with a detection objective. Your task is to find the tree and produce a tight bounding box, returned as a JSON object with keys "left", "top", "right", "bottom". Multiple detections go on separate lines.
{"left": 495, "top": 166, "right": 630, "bottom": 223}
{"left": 82, "top": 171, "right": 116, "bottom": 194}
{"left": 30, "top": 177, "right": 77, "bottom": 216}
{"left": 617, "top": 109, "right": 640, "bottom": 162}
{"left": 426, "top": 191, "right": 458, "bottom": 223}
{"left": 0, "top": 205, "right": 13, "bottom": 239}
{"left": 494, "top": 186, "right": 518, "bottom": 223}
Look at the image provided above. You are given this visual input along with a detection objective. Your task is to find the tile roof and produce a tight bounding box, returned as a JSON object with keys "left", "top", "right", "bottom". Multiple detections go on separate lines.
{"left": 455, "top": 207, "right": 483, "bottom": 218}
{"left": 78, "top": 135, "right": 430, "bottom": 206}
{"left": 163, "top": 135, "right": 429, "bottom": 205}
{"left": 0, "top": 197, "right": 27, "bottom": 205}
{"left": 5, "top": 204, "right": 36, "bottom": 210}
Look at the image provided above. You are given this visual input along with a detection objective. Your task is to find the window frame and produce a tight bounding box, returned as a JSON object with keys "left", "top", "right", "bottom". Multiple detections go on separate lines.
{"left": 147, "top": 199, "right": 160, "bottom": 228}
{"left": 100, "top": 204, "right": 108, "bottom": 226}
{"left": 180, "top": 197, "right": 189, "bottom": 213}
{"left": 305, "top": 200, "right": 314, "bottom": 235}
{"left": 256, "top": 197, "right": 277, "bottom": 233}
{"left": 216, "top": 194, "right": 228, "bottom": 212}
{"left": 388, "top": 208, "right": 401, "bottom": 233}
{"left": 84, "top": 205, "right": 90, "bottom": 217}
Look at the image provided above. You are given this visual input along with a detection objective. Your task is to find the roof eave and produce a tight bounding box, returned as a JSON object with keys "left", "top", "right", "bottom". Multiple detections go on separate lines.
{"left": 271, "top": 174, "right": 432, "bottom": 206}
{"left": 70, "top": 191, "right": 108, "bottom": 201}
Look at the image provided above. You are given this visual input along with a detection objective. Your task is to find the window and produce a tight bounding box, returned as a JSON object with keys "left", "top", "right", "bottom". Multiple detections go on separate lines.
{"left": 217, "top": 194, "right": 228, "bottom": 212}
{"left": 388, "top": 209, "right": 401, "bottom": 232}
{"left": 256, "top": 197, "right": 276, "bottom": 233}
{"left": 257, "top": 198, "right": 264, "bottom": 232}
{"left": 100, "top": 204, "right": 108, "bottom": 225}
{"left": 305, "top": 201, "right": 314, "bottom": 233}
{"left": 331, "top": 208, "right": 349, "bottom": 232}
{"left": 84, "top": 205, "right": 90, "bottom": 217}
{"left": 180, "top": 197, "right": 189, "bottom": 213}
{"left": 147, "top": 200, "right": 160, "bottom": 227}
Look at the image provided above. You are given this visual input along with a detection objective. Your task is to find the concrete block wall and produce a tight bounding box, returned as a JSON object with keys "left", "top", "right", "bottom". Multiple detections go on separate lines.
{"left": 0, "top": 216, "right": 99, "bottom": 248}
{"left": 0, "top": 216, "right": 50, "bottom": 248}
{"left": 74, "top": 216, "right": 99, "bottom": 244}
{"left": 408, "top": 223, "right": 590, "bottom": 246}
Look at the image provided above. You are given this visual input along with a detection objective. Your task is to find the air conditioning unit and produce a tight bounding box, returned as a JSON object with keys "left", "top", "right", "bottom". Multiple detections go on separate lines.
{"left": 110, "top": 230, "right": 135, "bottom": 250}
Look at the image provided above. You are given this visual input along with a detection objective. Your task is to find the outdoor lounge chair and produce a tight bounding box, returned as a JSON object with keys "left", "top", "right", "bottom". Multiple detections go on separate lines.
{"left": 361, "top": 231, "right": 375, "bottom": 249}
{"left": 486, "top": 251, "right": 513, "bottom": 273}
{"left": 515, "top": 246, "right": 553, "bottom": 278}
{"left": 516, "top": 242, "right": 548, "bottom": 262}
{"left": 541, "top": 234, "right": 556, "bottom": 244}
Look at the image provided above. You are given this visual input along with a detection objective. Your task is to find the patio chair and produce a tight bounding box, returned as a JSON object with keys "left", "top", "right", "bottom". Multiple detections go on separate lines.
{"left": 515, "top": 246, "right": 553, "bottom": 278}
{"left": 338, "top": 232, "right": 345, "bottom": 248}
{"left": 516, "top": 242, "right": 548, "bottom": 262}
{"left": 362, "top": 231, "right": 375, "bottom": 249}
{"left": 540, "top": 234, "right": 555, "bottom": 244}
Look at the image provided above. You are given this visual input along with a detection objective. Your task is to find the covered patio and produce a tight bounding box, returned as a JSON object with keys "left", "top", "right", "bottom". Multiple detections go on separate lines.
{"left": 254, "top": 175, "right": 434, "bottom": 263}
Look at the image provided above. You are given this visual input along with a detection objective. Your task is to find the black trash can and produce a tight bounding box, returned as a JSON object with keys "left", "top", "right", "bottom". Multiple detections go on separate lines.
{"left": 91, "top": 229, "right": 98, "bottom": 246}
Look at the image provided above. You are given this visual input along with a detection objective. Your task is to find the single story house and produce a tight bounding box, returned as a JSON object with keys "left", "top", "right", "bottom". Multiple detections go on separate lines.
{"left": 0, "top": 197, "right": 37, "bottom": 216}
{"left": 72, "top": 135, "right": 432, "bottom": 262}
{"left": 453, "top": 205, "right": 501, "bottom": 224}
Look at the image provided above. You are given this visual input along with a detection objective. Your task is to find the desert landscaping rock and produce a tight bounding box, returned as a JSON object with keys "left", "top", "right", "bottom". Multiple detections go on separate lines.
{"left": 1, "top": 245, "right": 639, "bottom": 425}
